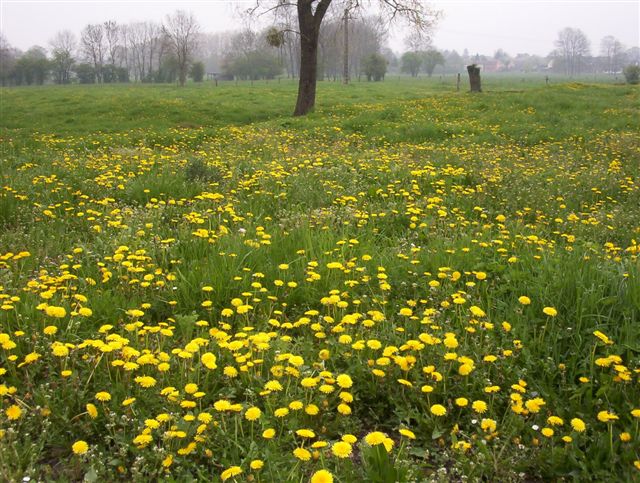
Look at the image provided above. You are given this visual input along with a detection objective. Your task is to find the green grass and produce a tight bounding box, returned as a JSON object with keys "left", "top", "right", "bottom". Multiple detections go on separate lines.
{"left": 0, "top": 78, "right": 639, "bottom": 482}
{"left": 0, "top": 75, "right": 627, "bottom": 136}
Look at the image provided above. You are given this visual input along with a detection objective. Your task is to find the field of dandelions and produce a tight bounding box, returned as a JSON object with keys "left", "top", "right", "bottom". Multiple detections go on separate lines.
{"left": 1, "top": 79, "right": 639, "bottom": 482}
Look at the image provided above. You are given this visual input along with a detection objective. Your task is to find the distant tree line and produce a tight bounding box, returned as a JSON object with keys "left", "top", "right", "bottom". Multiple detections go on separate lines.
{"left": 1, "top": 15, "right": 638, "bottom": 87}
{"left": 399, "top": 28, "right": 638, "bottom": 79}
{"left": 208, "top": 15, "right": 393, "bottom": 82}
{"left": 0, "top": 11, "right": 202, "bottom": 86}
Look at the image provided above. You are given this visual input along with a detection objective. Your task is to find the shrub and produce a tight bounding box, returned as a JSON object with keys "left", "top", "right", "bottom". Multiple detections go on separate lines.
{"left": 185, "top": 158, "right": 223, "bottom": 183}
{"left": 190, "top": 61, "right": 205, "bottom": 82}
{"left": 623, "top": 64, "right": 640, "bottom": 84}
{"left": 362, "top": 53, "right": 388, "bottom": 82}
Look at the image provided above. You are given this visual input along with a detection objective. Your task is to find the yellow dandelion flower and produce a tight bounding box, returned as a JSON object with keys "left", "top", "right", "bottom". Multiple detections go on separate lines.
{"left": 481, "top": 418, "right": 497, "bottom": 432}
{"left": 337, "top": 403, "right": 352, "bottom": 415}
{"left": 399, "top": 428, "right": 416, "bottom": 439}
{"left": 220, "top": 466, "right": 242, "bottom": 481}
{"left": 134, "top": 376, "right": 157, "bottom": 388}
{"left": 430, "top": 404, "right": 447, "bottom": 416}
{"left": 336, "top": 374, "right": 353, "bottom": 388}
{"left": 265, "top": 380, "right": 283, "bottom": 391}
{"left": 472, "top": 400, "right": 488, "bottom": 414}
{"left": 274, "top": 407, "right": 289, "bottom": 418}
{"left": 72, "top": 440, "right": 89, "bottom": 455}
{"left": 547, "top": 416, "right": 564, "bottom": 426}
{"left": 51, "top": 344, "right": 69, "bottom": 357}
{"left": 201, "top": 352, "right": 217, "bottom": 370}
{"left": 597, "top": 410, "right": 618, "bottom": 423}
{"left": 289, "top": 400, "right": 304, "bottom": 410}
{"left": 571, "top": 418, "right": 586, "bottom": 432}
{"left": 541, "top": 427, "right": 554, "bottom": 437}
{"left": 224, "top": 366, "right": 238, "bottom": 378}
{"left": 311, "top": 469, "right": 334, "bottom": 483}
{"left": 365, "top": 431, "right": 386, "bottom": 446}
{"left": 293, "top": 447, "right": 312, "bottom": 461}
{"left": 593, "top": 330, "right": 613, "bottom": 345}
{"left": 469, "top": 306, "right": 486, "bottom": 317}
{"left": 305, "top": 404, "right": 320, "bottom": 416}
{"left": 45, "top": 306, "right": 67, "bottom": 318}
{"left": 5, "top": 404, "right": 22, "bottom": 420}
{"left": 342, "top": 434, "right": 357, "bottom": 443}
{"left": 458, "top": 364, "right": 473, "bottom": 376}
{"left": 95, "top": 391, "right": 111, "bottom": 402}
{"left": 86, "top": 403, "right": 98, "bottom": 419}
{"left": 245, "top": 407, "right": 261, "bottom": 421}
{"left": 382, "top": 437, "right": 394, "bottom": 452}
{"left": 525, "top": 397, "right": 546, "bottom": 413}
{"left": 78, "top": 307, "right": 92, "bottom": 317}
{"left": 214, "top": 400, "right": 232, "bottom": 412}
{"left": 332, "top": 441, "right": 352, "bottom": 458}
{"left": 296, "top": 429, "right": 316, "bottom": 438}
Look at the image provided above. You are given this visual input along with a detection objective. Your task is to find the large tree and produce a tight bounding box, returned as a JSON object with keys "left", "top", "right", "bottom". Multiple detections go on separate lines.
{"left": 121, "top": 21, "right": 164, "bottom": 82}
{"left": 553, "top": 27, "right": 590, "bottom": 77}
{"left": 104, "top": 20, "right": 120, "bottom": 68}
{"left": 81, "top": 23, "right": 105, "bottom": 82}
{"left": 600, "top": 35, "right": 625, "bottom": 74}
{"left": 251, "top": 1, "right": 438, "bottom": 116}
{"left": 401, "top": 51, "right": 422, "bottom": 76}
{"left": 0, "top": 35, "right": 19, "bottom": 86}
{"left": 15, "top": 46, "right": 50, "bottom": 85}
{"left": 316, "top": 15, "right": 387, "bottom": 81}
{"left": 421, "top": 49, "right": 444, "bottom": 76}
{"left": 362, "top": 52, "right": 387, "bottom": 81}
{"left": 222, "top": 28, "right": 282, "bottom": 80}
{"left": 163, "top": 10, "right": 200, "bottom": 87}
{"left": 49, "top": 30, "right": 76, "bottom": 84}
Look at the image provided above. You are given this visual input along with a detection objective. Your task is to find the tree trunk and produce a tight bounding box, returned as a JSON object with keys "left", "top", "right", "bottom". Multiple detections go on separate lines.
{"left": 343, "top": 8, "right": 349, "bottom": 85}
{"left": 293, "top": 0, "right": 331, "bottom": 116}
{"left": 293, "top": 31, "right": 318, "bottom": 115}
{"left": 294, "top": 19, "right": 319, "bottom": 115}
{"left": 467, "top": 64, "right": 482, "bottom": 92}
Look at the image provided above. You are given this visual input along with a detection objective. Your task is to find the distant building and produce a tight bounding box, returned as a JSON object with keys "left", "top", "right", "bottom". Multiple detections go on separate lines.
{"left": 477, "top": 60, "right": 504, "bottom": 73}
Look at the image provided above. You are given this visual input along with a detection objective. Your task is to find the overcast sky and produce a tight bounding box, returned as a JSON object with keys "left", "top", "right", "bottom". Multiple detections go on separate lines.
{"left": 1, "top": 0, "right": 638, "bottom": 56}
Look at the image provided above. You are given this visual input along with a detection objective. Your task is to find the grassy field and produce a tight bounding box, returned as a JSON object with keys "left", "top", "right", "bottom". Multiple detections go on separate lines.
{"left": 0, "top": 77, "right": 639, "bottom": 482}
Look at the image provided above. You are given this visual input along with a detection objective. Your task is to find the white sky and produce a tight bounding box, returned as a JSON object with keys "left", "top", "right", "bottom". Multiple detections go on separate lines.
{"left": 1, "top": 0, "right": 639, "bottom": 56}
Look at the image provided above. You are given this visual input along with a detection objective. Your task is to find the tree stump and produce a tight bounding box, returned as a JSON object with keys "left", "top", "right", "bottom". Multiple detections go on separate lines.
{"left": 467, "top": 64, "right": 482, "bottom": 92}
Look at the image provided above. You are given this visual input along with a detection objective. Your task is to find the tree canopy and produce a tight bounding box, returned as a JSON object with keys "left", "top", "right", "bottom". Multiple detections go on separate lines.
{"left": 248, "top": 0, "right": 439, "bottom": 115}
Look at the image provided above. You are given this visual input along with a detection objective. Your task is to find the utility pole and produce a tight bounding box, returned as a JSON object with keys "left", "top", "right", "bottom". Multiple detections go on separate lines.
{"left": 343, "top": 7, "right": 349, "bottom": 84}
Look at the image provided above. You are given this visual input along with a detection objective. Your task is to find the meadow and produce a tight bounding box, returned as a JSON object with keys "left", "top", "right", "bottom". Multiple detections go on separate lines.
{"left": 0, "top": 77, "right": 639, "bottom": 482}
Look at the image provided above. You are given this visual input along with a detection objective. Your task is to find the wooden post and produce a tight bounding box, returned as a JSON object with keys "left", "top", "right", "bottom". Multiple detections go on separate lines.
{"left": 456, "top": 73, "right": 461, "bottom": 91}
{"left": 467, "top": 64, "right": 482, "bottom": 92}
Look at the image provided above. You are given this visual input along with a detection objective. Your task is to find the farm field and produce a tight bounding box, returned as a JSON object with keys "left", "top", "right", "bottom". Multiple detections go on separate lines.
{"left": 1, "top": 78, "right": 639, "bottom": 481}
